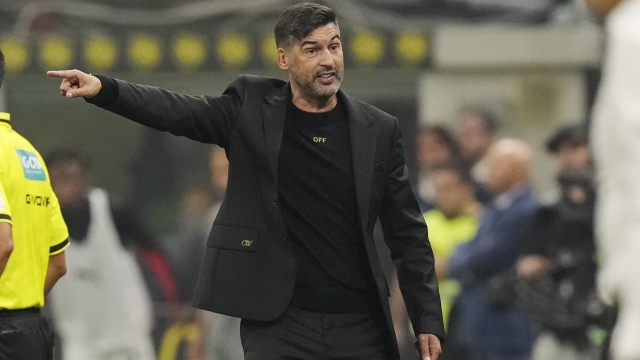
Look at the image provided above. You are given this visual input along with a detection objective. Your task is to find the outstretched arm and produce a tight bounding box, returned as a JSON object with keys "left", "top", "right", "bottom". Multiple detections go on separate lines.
{"left": 47, "top": 69, "right": 243, "bottom": 147}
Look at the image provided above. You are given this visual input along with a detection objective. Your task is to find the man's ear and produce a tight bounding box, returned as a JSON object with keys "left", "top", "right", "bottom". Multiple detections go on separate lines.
{"left": 278, "top": 48, "right": 289, "bottom": 70}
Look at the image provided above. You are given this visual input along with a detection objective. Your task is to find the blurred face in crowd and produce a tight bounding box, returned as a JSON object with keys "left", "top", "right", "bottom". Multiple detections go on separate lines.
{"left": 278, "top": 24, "right": 344, "bottom": 102}
{"left": 416, "top": 131, "right": 455, "bottom": 171}
{"left": 49, "top": 160, "right": 90, "bottom": 209}
{"left": 482, "top": 154, "right": 512, "bottom": 195}
{"left": 482, "top": 139, "right": 531, "bottom": 195}
{"left": 431, "top": 169, "right": 475, "bottom": 218}
{"left": 555, "top": 143, "right": 591, "bottom": 171}
{"left": 210, "top": 148, "right": 229, "bottom": 193}
{"left": 456, "top": 113, "right": 495, "bottom": 165}
{"left": 179, "top": 188, "right": 211, "bottom": 227}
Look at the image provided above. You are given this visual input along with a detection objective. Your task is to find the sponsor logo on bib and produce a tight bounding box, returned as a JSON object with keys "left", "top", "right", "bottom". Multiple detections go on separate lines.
{"left": 16, "top": 149, "right": 47, "bottom": 181}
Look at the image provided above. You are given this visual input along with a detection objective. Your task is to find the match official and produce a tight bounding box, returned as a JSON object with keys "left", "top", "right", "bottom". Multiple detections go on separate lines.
{"left": 0, "top": 49, "right": 70, "bottom": 360}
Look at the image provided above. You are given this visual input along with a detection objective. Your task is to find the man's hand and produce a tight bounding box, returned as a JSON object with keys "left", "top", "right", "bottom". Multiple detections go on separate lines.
{"left": 47, "top": 69, "right": 102, "bottom": 99}
{"left": 416, "top": 333, "right": 442, "bottom": 360}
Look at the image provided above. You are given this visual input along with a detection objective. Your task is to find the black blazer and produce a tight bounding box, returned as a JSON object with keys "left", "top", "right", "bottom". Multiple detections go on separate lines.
{"left": 90, "top": 74, "right": 445, "bottom": 353}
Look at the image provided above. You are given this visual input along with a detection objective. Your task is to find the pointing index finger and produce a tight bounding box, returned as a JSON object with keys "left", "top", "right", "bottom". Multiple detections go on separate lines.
{"left": 47, "top": 70, "right": 80, "bottom": 78}
{"left": 47, "top": 70, "right": 69, "bottom": 78}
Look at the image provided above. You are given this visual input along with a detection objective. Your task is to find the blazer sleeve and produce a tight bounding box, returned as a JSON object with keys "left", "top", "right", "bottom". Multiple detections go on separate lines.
{"left": 86, "top": 75, "right": 244, "bottom": 148}
{"left": 378, "top": 118, "right": 445, "bottom": 341}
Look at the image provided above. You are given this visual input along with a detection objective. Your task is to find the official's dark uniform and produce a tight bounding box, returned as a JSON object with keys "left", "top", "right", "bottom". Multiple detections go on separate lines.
{"left": 0, "top": 112, "right": 69, "bottom": 359}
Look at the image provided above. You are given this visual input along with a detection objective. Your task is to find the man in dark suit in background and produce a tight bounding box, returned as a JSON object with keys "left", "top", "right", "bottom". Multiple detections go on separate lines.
{"left": 447, "top": 139, "right": 539, "bottom": 360}
{"left": 48, "top": 3, "right": 444, "bottom": 359}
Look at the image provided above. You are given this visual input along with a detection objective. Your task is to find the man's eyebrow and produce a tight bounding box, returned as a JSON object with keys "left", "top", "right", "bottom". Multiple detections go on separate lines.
{"left": 300, "top": 35, "right": 341, "bottom": 47}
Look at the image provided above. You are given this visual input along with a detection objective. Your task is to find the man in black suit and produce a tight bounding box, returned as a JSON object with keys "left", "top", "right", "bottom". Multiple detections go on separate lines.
{"left": 48, "top": 3, "right": 444, "bottom": 359}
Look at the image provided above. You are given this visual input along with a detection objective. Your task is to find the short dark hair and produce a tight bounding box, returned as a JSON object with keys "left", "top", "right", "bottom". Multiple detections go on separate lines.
{"left": 546, "top": 124, "right": 588, "bottom": 154}
{"left": 0, "top": 49, "right": 5, "bottom": 90}
{"left": 274, "top": 3, "right": 338, "bottom": 49}
{"left": 45, "top": 148, "right": 93, "bottom": 173}
{"left": 459, "top": 107, "right": 500, "bottom": 134}
{"left": 432, "top": 160, "right": 474, "bottom": 185}
{"left": 418, "top": 125, "right": 461, "bottom": 157}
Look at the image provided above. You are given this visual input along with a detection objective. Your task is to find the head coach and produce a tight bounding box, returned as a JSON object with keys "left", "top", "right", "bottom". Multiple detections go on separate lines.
{"left": 48, "top": 3, "right": 444, "bottom": 359}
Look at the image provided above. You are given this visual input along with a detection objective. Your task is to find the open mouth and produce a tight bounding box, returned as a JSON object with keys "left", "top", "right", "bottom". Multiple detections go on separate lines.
{"left": 316, "top": 72, "right": 336, "bottom": 84}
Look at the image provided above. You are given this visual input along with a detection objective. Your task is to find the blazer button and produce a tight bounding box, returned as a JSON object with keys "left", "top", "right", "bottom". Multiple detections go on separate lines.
{"left": 272, "top": 197, "right": 278, "bottom": 205}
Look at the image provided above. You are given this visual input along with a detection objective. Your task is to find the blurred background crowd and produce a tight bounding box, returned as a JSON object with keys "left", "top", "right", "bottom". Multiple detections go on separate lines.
{"left": 0, "top": 0, "right": 614, "bottom": 359}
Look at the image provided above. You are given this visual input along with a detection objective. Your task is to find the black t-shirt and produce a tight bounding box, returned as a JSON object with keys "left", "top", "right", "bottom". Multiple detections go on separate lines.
{"left": 278, "top": 98, "right": 377, "bottom": 314}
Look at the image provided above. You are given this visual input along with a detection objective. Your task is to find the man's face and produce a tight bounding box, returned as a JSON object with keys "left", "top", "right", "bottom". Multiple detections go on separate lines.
{"left": 416, "top": 132, "right": 454, "bottom": 170}
{"left": 49, "top": 161, "right": 90, "bottom": 209}
{"left": 457, "top": 114, "right": 493, "bottom": 164}
{"left": 555, "top": 144, "right": 591, "bottom": 171}
{"left": 482, "top": 151, "right": 511, "bottom": 195}
{"left": 432, "top": 170, "right": 473, "bottom": 217}
{"left": 278, "top": 24, "right": 344, "bottom": 100}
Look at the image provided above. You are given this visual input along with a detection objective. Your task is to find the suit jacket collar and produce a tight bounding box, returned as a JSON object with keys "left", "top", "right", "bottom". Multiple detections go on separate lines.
{"left": 262, "top": 82, "right": 377, "bottom": 234}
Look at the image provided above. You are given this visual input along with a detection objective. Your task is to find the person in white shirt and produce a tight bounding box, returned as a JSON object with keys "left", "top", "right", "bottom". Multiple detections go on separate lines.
{"left": 588, "top": 0, "right": 640, "bottom": 359}
{"left": 46, "top": 150, "right": 155, "bottom": 360}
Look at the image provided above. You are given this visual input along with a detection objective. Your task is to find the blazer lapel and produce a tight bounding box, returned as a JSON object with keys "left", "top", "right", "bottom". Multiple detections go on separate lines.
{"left": 340, "top": 91, "right": 377, "bottom": 234}
{"left": 262, "top": 84, "right": 290, "bottom": 184}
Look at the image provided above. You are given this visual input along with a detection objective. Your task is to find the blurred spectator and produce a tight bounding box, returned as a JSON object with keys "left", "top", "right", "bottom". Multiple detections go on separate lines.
{"left": 188, "top": 146, "right": 243, "bottom": 360}
{"left": 160, "top": 186, "right": 212, "bottom": 302}
{"left": 588, "top": 0, "right": 640, "bottom": 359}
{"left": 455, "top": 108, "right": 497, "bottom": 203}
{"left": 424, "top": 161, "right": 481, "bottom": 360}
{"left": 546, "top": 124, "right": 592, "bottom": 171}
{"left": 455, "top": 107, "right": 499, "bottom": 173}
{"left": 45, "top": 149, "right": 171, "bottom": 360}
{"left": 448, "top": 139, "right": 539, "bottom": 360}
{"left": 415, "top": 125, "right": 462, "bottom": 211}
{"left": 539, "top": 123, "right": 593, "bottom": 204}
{"left": 389, "top": 160, "right": 481, "bottom": 360}
{"left": 129, "top": 130, "right": 178, "bottom": 234}
{"left": 426, "top": 162, "right": 481, "bottom": 323}
{"left": 516, "top": 169, "right": 601, "bottom": 360}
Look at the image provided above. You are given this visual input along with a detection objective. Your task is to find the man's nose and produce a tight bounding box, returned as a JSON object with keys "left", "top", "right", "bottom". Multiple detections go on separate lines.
{"left": 318, "top": 48, "right": 334, "bottom": 66}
